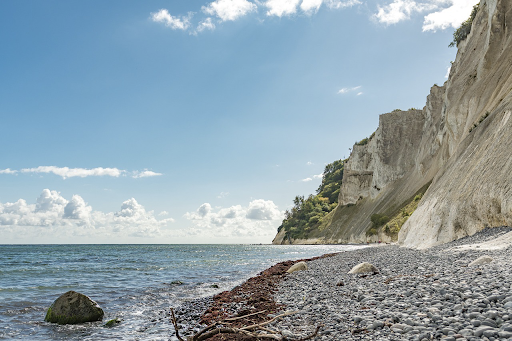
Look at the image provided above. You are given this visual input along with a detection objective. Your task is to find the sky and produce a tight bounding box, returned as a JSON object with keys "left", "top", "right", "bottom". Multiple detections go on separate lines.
{"left": 0, "top": 0, "right": 478, "bottom": 244}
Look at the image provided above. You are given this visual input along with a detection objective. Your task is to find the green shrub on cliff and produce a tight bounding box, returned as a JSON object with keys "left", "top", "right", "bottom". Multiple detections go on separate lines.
{"left": 449, "top": 3, "right": 479, "bottom": 47}
{"left": 278, "top": 159, "right": 346, "bottom": 239}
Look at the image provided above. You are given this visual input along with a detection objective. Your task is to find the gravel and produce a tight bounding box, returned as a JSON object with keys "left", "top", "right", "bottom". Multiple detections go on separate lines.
{"left": 271, "top": 227, "right": 512, "bottom": 340}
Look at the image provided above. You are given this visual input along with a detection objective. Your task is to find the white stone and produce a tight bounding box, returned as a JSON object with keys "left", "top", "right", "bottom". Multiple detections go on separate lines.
{"left": 286, "top": 261, "right": 308, "bottom": 274}
{"left": 348, "top": 262, "right": 378, "bottom": 274}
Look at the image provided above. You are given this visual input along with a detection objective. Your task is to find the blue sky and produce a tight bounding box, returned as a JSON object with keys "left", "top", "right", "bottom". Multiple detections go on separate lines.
{"left": 0, "top": 0, "right": 478, "bottom": 243}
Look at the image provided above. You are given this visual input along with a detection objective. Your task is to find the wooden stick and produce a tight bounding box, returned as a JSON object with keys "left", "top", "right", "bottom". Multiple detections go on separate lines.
{"left": 241, "top": 310, "right": 299, "bottom": 330}
{"left": 224, "top": 309, "right": 267, "bottom": 321}
{"left": 170, "top": 308, "right": 186, "bottom": 341}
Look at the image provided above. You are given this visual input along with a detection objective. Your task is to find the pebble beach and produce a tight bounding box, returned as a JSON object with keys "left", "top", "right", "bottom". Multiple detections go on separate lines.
{"left": 176, "top": 227, "right": 512, "bottom": 340}
{"left": 271, "top": 226, "right": 512, "bottom": 340}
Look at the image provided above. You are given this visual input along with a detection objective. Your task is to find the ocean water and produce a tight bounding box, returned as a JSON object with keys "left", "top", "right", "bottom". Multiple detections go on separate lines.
{"left": 0, "top": 244, "right": 364, "bottom": 340}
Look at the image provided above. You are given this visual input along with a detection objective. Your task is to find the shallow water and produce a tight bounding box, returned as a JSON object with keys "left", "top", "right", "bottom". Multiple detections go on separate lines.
{"left": 0, "top": 244, "right": 364, "bottom": 340}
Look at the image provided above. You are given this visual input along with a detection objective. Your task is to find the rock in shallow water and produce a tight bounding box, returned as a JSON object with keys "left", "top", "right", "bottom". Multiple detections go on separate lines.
{"left": 45, "top": 291, "right": 104, "bottom": 324}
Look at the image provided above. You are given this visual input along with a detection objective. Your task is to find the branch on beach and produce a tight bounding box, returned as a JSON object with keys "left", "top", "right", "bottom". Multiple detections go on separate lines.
{"left": 170, "top": 308, "right": 186, "bottom": 341}
{"left": 181, "top": 309, "right": 321, "bottom": 341}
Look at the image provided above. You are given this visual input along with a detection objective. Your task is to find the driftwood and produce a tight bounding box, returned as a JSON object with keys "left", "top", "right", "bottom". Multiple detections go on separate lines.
{"left": 171, "top": 308, "right": 322, "bottom": 341}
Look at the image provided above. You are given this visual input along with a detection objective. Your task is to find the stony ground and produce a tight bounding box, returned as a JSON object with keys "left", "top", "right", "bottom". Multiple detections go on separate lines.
{"left": 270, "top": 226, "right": 512, "bottom": 340}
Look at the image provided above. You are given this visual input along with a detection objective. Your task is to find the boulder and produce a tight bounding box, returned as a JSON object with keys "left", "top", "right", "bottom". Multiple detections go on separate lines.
{"left": 286, "top": 261, "right": 308, "bottom": 274}
{"left": 348, "top": 262, "right": 378, "bottom": 274}
{"left": 469, "top": 255, "right": 494, "bottom": 267}
{"left": 45, "top": 291, "right": 104, "bottom": 324}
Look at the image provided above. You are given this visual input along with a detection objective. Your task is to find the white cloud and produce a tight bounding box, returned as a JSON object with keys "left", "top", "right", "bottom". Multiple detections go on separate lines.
{"left": 357, "top": 92, "right": 363, "bottom": 96}
{"left": 5, "top": 166, "right": 161, "bottom": 179}
{"left": 36, "top": 189, "right": 67, "bottom": 212}
{"left": 422, "top": 0, "right": 478, "bottom": 32}
{"left": 151, "top": 9, "right": 192, "bottom": 30}
{"left": 326, "top": 0, "right": 361, "bottom": 10}
{"left": 21, "top": 166, "right": 123, "bottom": 179}
{"left": 0, "top": 190, "right": 175, "bottom": 240}
{"left": 246, "top": 199, "right": 281, "bottom": 220}
{"left": 132, "top": 170, "right": 163, "bottom": 178}
{"left": 301, "top": 173, "right": 322, "bottom": 182}
{"left": 197, "top": 203, "right": 212, "bottom": 217}
{"left": 264, "top": 0, "right": 301, "bottom": 17}
{"left": 0, "top": 168, "right": 17, "bottom": 174}
{"left": 374, "top": 0, "right": 436, "bottom": 25}
{"left": 197, "top": 17, "right": 216, "bottom": 32}
{"left": 159, "top": 210, "right": 169, "bottom": 216}
{"left": 217, "top": 191, "right": 230, "bottom": 198}
{"left": 373, "top": 0, "right": 477, "bottom": 30}
{"left": 185, "top": 199, "right": 283, "bottom": 238}
{"left": 338, "top": 85, "right": 361, "bottom": 94}
{"left": 307, "top": 161, "right": 313, "bottom": 165}
{"left": 202, "top": 0, "right": 257, "bottom": 21}
{"left": 300, "top": 0, "right": 323, "bottom": 14}
{"left": 63, "top": 195, "right": 92, "bottom": 222}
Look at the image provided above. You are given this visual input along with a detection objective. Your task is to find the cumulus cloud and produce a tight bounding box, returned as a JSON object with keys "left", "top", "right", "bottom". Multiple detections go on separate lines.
{"left": 185, "top": 199, "right": 283, "bottom": 238}
{"left": 246, "top": 199, "right": 281, "bottom": 220}
{"left": 301, "top": 173, "right": 323, "bottom": 182}
{"left": 374, "top": 0, "right": 478, "bottom": 30}
{"left": 202, "top": 0, "right": 257, "bottom": 21}
{"left": 264, "top": 0, "right": 301, "bottom": 17}
{"left": 197, "top": 17, "right": 216, "bottom": 32}
{"left": 326, "top": 0, "right": 361, "bottom": 9}
{"left": 0, "top": 190, "right": 174, "bottom": 240}
{"left": 132, "top": 170, "right": 163, "bottom": 178}
{"left": 300, "top": 0, "right": 323, "bottom": 13}
{"left": 3, "top": 166, "right": 162, "bottom": 179}
{"left": 151, "top": 9, "right": 192, "bottom": 30}
{"left": 21, "top": 166, "right": 123, "bottom": 179}
{"left": 338, "top": 85, "right": 361, "bottom": 94}
{"left": 374, "top": 0, "right": 435, "bottom": 25}
{"left": 0, "top": 168, "right": 17, "bottom": 174}
{"left": 422, "top": 0, "right": 478, "bottom": 31}
{"left": 63, "top": 195, "right": 92, "bottom": 221}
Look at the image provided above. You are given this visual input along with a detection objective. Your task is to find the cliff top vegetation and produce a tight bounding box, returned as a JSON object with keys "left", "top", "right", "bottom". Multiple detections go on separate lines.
{"left": 278, "top": 159, "right": 346, "bottom": 239}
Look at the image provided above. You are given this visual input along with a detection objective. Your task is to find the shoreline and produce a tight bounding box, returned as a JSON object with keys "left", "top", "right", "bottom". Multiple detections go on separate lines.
{"left": 174, "top": 226, "right": 512, "bottom": 340}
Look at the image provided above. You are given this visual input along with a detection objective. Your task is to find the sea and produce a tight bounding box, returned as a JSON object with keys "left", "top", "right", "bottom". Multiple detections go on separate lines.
{"left": 0, "top": 244, "right": 364, "bottom": 340}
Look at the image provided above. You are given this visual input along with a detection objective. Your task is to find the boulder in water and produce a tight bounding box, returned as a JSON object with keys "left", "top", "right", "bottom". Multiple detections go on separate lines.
{"left": 45, "top": 291, "right": 104, "bottom": 324}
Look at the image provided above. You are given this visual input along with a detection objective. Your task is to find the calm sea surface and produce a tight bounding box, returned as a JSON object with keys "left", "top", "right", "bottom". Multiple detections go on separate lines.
{"left": 0, "top": 244, "right": 364, "bottom": 340}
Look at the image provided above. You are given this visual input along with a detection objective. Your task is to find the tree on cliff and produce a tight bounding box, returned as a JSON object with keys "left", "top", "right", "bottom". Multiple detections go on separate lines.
{"left": 278, "top": 159, "right": 345, "bottom": 239}
{"left": 449, "top": 3, "right": 480, "bottom": 47}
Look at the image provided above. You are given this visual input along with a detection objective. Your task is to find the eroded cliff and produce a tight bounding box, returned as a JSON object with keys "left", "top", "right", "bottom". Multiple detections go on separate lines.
{"left": 273, "top": 0, "right": 512, "bottom": 247}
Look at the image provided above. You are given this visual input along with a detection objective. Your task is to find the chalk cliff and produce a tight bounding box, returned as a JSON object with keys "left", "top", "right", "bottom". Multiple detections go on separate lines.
{"left": 273, "top": 0, "right": 512, "bottom": 248}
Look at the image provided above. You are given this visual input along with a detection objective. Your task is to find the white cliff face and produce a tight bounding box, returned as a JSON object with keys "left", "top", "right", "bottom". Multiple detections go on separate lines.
{"left": 340, "top": 109, "right": 425, "bottom": 206}
{"left": 399, "top": 0, "right": 512, "bottom": 248}
{"left": 273, "top": 0, "right": 512, "bottom": 247}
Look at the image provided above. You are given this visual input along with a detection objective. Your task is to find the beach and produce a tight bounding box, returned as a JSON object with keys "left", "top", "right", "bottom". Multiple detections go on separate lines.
{"left": 175, "top": 227, "right": 512, "bottom": 340}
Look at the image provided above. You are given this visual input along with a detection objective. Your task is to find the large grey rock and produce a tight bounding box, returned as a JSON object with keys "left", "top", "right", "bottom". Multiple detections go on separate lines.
{"left": 45, "top": 291, "right": 104, "bottom": 324}
{"left": 286, "top": 261, "right": 308, "bottom": 274}
{"left": 348, "top": 262, "right": 378, "bottom": 274}
{"left": 469, "top": 255, "right": 494, "bottom": 267}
